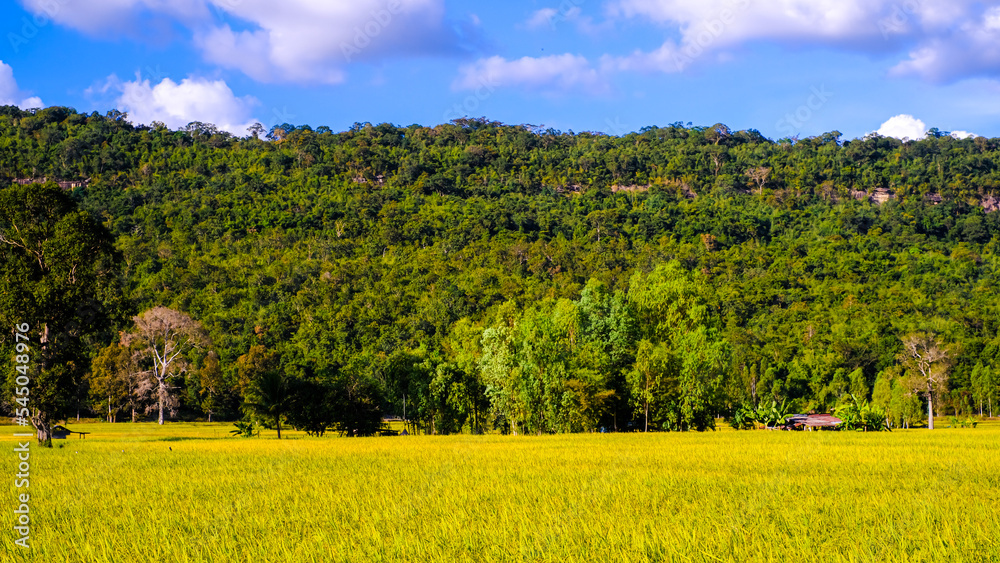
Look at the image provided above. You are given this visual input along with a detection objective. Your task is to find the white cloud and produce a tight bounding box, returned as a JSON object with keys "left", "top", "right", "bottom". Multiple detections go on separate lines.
{"left": 523, "top": 5, "right": 612, "bottom": 35}
{"left": 606, "top": 0, "right": 982, "bottom": 40}
{"left": 604, "top": 0, "right": 895, "bottom": 73}
{"left": 454, "top": 54, "right": 609, "bottom": 95}
{"left": 603, "top": 0, "right": 1000, "bottom": 82}
{"left": 987, "top": 6, "right": 1000, "bottom": 30}
{"left": 111, "top": 76, "right": 258, "bottom": 135}
{"left": 197, "top": 0, "right": 459, "bottom": 84}
{"left": 18, "top": 0, "right": 210, "bottom": 36}
{"left": 874, "top": 119, "right": 979, "bottom": 140}
{"left": 608, "top": 0, "right": 896, "bottom": 45}
{"left": 876, "top": 114, "right": 927, "bottom": 140}
{"left": 0, "top": 61, "right": 43, "bottom": 109}
{"left": 18, "top": 0, "right": 478, "bottom": 84}
{"left": 604, "top": 42, "right": 685, "bottom": 73}
{"left": 525, "top": 8, "right": 559, "bottom": 29}
{"left": 889, "top": 7, "right": 1000, "bottom": 82}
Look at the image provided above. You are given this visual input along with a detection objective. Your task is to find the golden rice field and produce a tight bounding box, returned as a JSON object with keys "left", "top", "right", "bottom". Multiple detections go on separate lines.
{"left": 3, "top": 421, "right": 1000, "bottom": 562}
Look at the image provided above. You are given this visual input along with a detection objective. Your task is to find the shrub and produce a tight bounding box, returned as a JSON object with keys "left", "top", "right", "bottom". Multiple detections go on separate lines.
{"left": 835, "top": 395, "right": 890, "bottom": 432}
{"left": 229, "top": 419, "right": 261, "bottom": 438}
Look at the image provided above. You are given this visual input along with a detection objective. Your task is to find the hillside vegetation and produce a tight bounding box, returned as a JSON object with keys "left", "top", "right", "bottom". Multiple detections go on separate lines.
{"left": 3, "top": 106, "right": 1000, "bottom": 433}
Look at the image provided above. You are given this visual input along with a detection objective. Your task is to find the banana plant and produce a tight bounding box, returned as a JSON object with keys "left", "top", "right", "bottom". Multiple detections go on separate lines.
{"left": 727, "top": 404, "right": 754, "bottom": 430}
{"left": 749, "top": 399, "right": 790, "bottom": 429}
{"left": 728, "top": 400, "right": 792, "bottom": 430}
{"left": 835, "top": 394, "right": 890, "bottom": 431}
{"left": 229, "top": 419, "right": 261, "bottom": 438}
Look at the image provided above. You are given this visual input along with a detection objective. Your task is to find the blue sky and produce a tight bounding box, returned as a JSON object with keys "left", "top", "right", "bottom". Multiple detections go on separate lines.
{"left": 2, "top": 0, "right": 1000, "bottom": 140}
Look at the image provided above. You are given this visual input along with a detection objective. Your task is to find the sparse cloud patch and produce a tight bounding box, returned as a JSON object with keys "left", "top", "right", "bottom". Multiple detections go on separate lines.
{"left": 602, "top": 0, "right": 1000, "bottom": 83}
{"left": 17, "top": 0, "right": 210, "bottom": 38}
{"left": 523, "top": 3, "right": 611, "bottom": 35}
{"left": 454, "top": 54, "right": 609, "bottom": 95}
{"left": 0, "top": 61, "right": 43, "bottom": 109}
{"left": 17, "top": 0, "right": 483, "bottom": 85}
{"left": 525, "top": 8, "right": 559, "bottom": 29}
{"left": 889, "top": 7, "right": 1000, "bottom": 82}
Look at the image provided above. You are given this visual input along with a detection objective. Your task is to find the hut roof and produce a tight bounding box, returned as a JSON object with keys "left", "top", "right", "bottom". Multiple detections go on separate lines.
{"left": 786, "top": 414, "right": 842, "bottom": 428}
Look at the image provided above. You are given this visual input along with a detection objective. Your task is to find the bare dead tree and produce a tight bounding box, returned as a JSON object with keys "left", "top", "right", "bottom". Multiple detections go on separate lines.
{"left": 705, "top": 145, "right": 726, "bottom": 178}
{"left": 898, "top": 332, "right": 953, "bottom": 430}
{"left": 705, "top": 123, "right": 731, "bottom": 145}
{"left": 745, "top": 167, "right": 771, "bottom": 195}
{"left": 132, "top": 307, "right": 208, "bottom": 424}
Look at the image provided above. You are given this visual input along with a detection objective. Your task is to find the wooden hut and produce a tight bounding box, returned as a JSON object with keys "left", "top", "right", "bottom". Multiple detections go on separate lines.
{"left": 51, "top": 425, "right": 90, "bottom": 439}
{"left": 782, "top": 414, "right": 842, "bottom": 430}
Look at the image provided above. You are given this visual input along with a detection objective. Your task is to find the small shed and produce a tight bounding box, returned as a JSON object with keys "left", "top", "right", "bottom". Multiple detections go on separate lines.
{"left": 783, "top": 414, "right": 842, "bottom": 430}
{"left": 52, "top": 425, "right": 90, "bottom": 439}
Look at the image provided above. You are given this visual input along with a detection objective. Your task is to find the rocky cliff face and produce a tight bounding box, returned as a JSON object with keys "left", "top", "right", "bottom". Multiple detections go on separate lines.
{"left": 981, "top": 195, "right": 1000, "bottom": 212}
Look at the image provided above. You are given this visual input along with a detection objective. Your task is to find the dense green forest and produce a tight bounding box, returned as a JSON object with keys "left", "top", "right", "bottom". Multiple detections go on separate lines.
{"left": 3, "top": 105, "right": 1000, "bottom": 435}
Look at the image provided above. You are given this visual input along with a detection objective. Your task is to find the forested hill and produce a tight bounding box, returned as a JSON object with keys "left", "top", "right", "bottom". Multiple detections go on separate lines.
{"left": 3, "top": 105, "right": 1000, "bottom": 433}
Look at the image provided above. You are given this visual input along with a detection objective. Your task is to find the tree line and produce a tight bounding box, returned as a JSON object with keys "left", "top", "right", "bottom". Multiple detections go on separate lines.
{"left": 2, "top": 106, "right": 1000, "bottom": 442}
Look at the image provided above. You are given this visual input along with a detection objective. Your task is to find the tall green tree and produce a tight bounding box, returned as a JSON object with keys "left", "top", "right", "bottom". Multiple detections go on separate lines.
{"left": 87, "top": 335, "right": 148, "bottom": 422}
{"left": 244, "top": 368, "right": 293, "bottom": 439}
{"left": 970, "top": 362, "right": 995, "bottom": 418}
{"left": 627, "top": 340, "right": 670, "bottom": 431}
{"left": 197, "top": 350, "right": 227, "bottom": 422}
{"left": 629, "top": 262, "right": 729, "bottom": 430}
{"left": 0, "top": 182, "right": 127, "bottom": 445}
{"left": 236, "top": 345, "right": 288, "bottom": 437}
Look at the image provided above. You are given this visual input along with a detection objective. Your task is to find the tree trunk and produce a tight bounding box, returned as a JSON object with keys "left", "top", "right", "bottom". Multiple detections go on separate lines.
{"left": 33, "top": 410, "right": 52, "bottom": 448}
{"left": 34, "top": 324, "right": 54, "bottom": 447}
{"left": 645, "top": 379, "right": 650, "bottom": 432}
{"left": 158, "top": 380, "right": 166, "bottom": 425}
{"left": 36, "top": 425, "right": 52, "bottom": 447}
{"left": 927, "top": 394, "right": 934, "bottom": 430}
{"left": 276, "top": 416, "right": 281, "bottom": 439}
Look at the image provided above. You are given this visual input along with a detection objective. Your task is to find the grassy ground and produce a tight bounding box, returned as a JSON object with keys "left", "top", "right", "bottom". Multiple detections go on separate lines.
{"left": 2, "top": 421, "right": 999, "bottom": 562}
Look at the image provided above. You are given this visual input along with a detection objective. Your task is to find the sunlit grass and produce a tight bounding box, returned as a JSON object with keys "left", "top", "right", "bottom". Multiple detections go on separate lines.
{"left": 2, "top": 421, "right": 999, "bottom": 562}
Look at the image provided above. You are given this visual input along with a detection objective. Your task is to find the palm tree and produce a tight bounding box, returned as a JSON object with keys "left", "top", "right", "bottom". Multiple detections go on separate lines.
{"left": 244, "top": 369, "right": 293, "bottom": 439}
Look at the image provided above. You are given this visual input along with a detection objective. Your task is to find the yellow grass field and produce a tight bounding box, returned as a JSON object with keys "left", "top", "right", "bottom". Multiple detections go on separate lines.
{"left": 3, "top": 421, "right": 1000, "bottom": 562}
